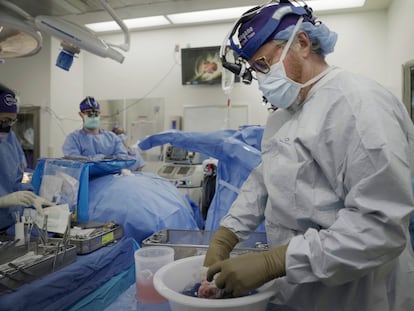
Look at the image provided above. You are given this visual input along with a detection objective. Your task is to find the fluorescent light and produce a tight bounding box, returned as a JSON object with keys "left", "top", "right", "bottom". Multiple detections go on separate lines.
{"left": 86, "top": 15, "right": 170, "bottom": 32}
{"left": 85, "top": 0, "right": 367, "bottom": 32}
{"left": 308, "top": 0, "right": 366, "bottom": 11}
{"left": 167, "top": 6, "right": 254, "bottom": 24}
{"left": 125, "top": 16, "right": 170, "bottom": 28}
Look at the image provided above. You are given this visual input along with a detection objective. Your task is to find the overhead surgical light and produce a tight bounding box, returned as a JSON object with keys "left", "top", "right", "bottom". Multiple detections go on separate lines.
{"left": 0, "top": 0, "right": 130, "bottom": 71}
{"left": 56, "top": 41, "right": 80, "bottom": 71}
{"left": 0, "top": 10, "right": 42, "bottom": 59}
{"left": 34, "top": 0, "right": 130, "bottom": 71}
{"left": 35, "top": 15, "right": 125, "bottom": 70}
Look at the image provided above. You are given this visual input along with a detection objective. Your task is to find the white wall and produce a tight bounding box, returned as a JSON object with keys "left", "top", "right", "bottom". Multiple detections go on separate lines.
{"left": 0, "top": 36, "right": 51, "bottom": 157}
{"left": 1, "top": 4, "right": 413, "bottom": 163}
{"left": 387, "top": 0, "right": 414, "bottom": 98}
{"left": 321, "top": 10, "right": 388, "bottom": 87}
{"left": 83, "top": 23, "right": 268, "bottom": 131}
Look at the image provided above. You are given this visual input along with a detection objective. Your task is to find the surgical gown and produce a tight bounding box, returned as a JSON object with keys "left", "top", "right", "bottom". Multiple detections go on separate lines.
{"left": 0, "top": 130, "right": 31, "bottom": 230}
{"left": 138, "top": 127, "right": 264, "bottom": 230}
{"left": 62, "top": 129, "right": 144, "bottom": 170}
{"left": 221, "top": 67, "right": 414, "bottom": 311}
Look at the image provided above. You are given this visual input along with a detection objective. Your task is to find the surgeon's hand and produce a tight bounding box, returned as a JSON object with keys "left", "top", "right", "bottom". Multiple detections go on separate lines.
{"left": 207, "top": 244, "right": 288, "bottom": 297}
{"left": 0, "top": 191, "right": 53, "bottom": 215}
{"left": 203, "top": 226, "right": 239, "bottom": 267}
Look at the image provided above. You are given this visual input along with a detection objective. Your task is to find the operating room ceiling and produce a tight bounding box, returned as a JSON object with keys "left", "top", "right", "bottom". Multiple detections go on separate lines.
{"left": 0, "top": 0, "right": 394, "bottom": 60}
{"left": 7, "top": 0, "right": 394, "bottom": 29}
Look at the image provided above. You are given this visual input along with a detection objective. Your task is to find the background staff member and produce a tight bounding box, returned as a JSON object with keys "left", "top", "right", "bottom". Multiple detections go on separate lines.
{"left": 0, "top": 84, "right": 52, "bottom": 232}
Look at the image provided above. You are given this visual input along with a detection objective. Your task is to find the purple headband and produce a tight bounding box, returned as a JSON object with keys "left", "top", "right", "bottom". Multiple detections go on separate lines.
{"left": 236, "top": 3, "right": 314, "bottom": 60}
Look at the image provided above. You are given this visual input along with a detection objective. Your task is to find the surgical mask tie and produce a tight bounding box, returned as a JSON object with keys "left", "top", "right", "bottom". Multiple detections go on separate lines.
{"left": 257, "top": 61, "right": 331, "bottom": 109}
{"left": 256, "top": 17, "right": 331, "bottom": 109}
{"left": 83, "top": 116, "right": 100, "bottom": 129}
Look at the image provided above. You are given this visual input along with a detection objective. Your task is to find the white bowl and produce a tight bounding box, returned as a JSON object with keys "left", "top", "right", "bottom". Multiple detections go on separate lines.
{"left": 153, "top": 255, "right": 276, "bottom": 311}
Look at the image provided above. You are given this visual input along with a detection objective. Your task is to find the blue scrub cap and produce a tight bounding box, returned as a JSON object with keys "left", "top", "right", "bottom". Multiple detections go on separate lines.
{"left": 234, "top": 1, "right": 337, "bottom": 59}
{"left": 0, "top": 84, "right": 18, "bottom": 113}
{"left": 112, "top": 125, "right": 121, "bottom": 132}
{"left": 80, "top": 96, "right": 100, "bottom": 111}
{"left": 274, "top": 21, "right": 337, "bottom": 56}
{"left": 234, "top": 2, "right": 315, "bottom": 60}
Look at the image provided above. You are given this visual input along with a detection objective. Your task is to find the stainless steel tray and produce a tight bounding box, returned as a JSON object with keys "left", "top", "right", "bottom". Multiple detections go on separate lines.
{"left": 0, "top": 240, "right": 77, "bottom": 294}
{"left": 69, "top": 222, "right": 123, "bottom": 254}
{"left": 142, "top": 229, "right": 268, "bottom": 260}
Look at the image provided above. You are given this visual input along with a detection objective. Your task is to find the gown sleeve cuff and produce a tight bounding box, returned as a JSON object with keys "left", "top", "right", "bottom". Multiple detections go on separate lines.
{"left": 286, "top": 229, "right": 320, "bottom": 284}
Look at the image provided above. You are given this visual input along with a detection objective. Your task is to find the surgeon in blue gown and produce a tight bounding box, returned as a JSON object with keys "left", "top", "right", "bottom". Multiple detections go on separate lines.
{"left": 0, "top": 84, "right": 52, "bottom": 231}
{"left": 62, "top": 96, "right": 145, "bottom": 171}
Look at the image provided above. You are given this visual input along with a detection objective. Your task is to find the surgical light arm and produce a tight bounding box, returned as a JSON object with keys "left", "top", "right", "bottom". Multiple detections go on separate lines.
{"left": 0, "top": 0, "right": 130, "bottom": 70}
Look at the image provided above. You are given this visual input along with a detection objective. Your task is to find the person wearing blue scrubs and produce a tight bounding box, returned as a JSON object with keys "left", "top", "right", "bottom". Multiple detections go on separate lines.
{"left": 62, "top": 97, "right": 145, "bottom": 171}
{"left": 0, "top": 84, "right": 52, "bottom": 231}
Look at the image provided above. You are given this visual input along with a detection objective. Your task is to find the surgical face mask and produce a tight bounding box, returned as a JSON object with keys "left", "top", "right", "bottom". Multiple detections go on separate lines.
{"left": 83, "top": 116, "right": 100, "bottom": 129}
{"left": 257, "top": 59, "right": 329, "bottom": 109}
{"left": 256, "top": 17, "right": 329, "bottom": 109}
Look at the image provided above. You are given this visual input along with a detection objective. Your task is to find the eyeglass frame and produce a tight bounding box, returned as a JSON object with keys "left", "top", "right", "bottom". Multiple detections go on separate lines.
{"left": 81, "top": 110, "right": 100, "bottom": 118}
{"left": 249, "top": 38, "right": 291, "bottom": 74}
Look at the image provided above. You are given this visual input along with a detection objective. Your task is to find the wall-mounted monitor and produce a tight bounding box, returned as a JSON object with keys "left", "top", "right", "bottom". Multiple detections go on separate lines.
{"left": 181, "top": 45, "right": 239, "bottom": 85}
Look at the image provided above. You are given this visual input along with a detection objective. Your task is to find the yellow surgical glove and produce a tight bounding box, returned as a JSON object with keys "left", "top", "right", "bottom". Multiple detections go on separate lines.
{"left": 207, "top": 244, "right": 288, "bottom": 297}
{"left": 203, "top": 226, "right": 239, "bottom": 267}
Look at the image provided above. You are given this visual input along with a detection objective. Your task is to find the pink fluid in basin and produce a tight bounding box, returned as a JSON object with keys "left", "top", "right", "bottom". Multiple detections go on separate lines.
{"left": 136, "top": 278, "right": 166, "bottom": 304}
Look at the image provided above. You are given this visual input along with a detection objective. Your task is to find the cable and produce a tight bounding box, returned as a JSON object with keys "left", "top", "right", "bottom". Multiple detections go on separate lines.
{"left": 43, "top": 106, "right": 79, "bottom": 137}
{"left": 106, "top": 47, "right": 179, "bottom": 118}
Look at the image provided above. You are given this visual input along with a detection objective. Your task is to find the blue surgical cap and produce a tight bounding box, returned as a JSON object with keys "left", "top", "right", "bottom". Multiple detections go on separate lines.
{"left": 80, "top": 96, "right": 100, "bottom": 111}
{"left": 236, "top": 3, "right": 313, "bottom": 60}
{"left": 0, "top": 84, "right": 18, "bottom": 113}
{"left": 275, "top": 21, "right": 338, "bottom": 56}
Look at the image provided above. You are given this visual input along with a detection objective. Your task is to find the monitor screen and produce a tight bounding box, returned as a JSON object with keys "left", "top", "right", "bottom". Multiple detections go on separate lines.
{"left": 177, "top": 166, "right": 190, "bottom": 175}
{"left": 181, "top": 46, "right": 239, "bottom": 85}
{"left": 170, "top": 147, "right": 187, "bottom": 161}
{"left": 162, "top": 165, "right": 175, "bottom": 174}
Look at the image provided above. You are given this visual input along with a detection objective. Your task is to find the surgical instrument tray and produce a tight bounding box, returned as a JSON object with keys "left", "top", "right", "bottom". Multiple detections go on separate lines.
{"left": 69, "top": 222, "right": 123, "bottom": 254}
{"left": 142, "top": 229, "right": 268, "bottom": 260}
{"left": 0, "top": 239, "right": 77, "bottom": 294}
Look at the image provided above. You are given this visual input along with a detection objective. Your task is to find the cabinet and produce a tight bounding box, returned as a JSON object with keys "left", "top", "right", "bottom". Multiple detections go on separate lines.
{"left": 15, "top": 106, "right": 41, "bottom": 169}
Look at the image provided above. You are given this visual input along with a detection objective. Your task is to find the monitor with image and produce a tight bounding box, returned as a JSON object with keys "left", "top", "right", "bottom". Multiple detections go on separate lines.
{"left": 181, "top": 46, "right": 239, "bottom": 85}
